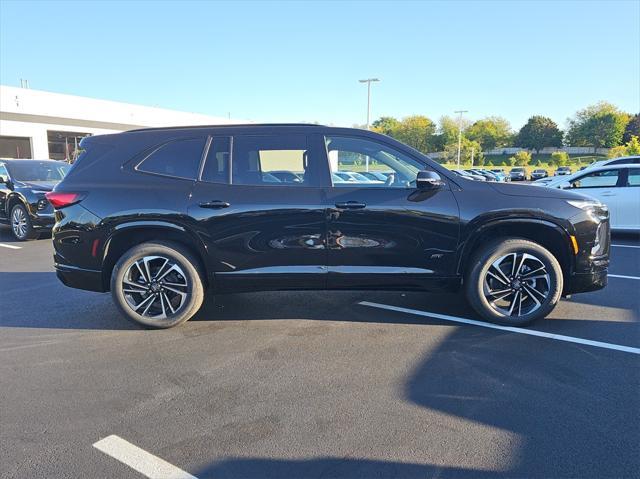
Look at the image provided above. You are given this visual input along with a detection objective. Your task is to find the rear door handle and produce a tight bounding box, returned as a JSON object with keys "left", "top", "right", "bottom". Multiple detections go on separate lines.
{"left": 199, "top": 200, "right": 230, "bottom": 209}
{"left": 335, "top": 201, "right": 366, "bottom": 209}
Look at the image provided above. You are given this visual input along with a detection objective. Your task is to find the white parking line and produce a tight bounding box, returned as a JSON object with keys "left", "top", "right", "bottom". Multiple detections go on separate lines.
{"left": 609, "top": 274, "right": 640, "bottom": 280}
{"left": 611, "top": 244, "right": 640, "bottom": 249}
{"left": 93, "top": 435, "right": 197, "bottom": 479}
{"left": 359, "top": 301, "right": 640, "bottom": 355}
{"left": 0, "top": 243, "right": 21, "bottom": 250}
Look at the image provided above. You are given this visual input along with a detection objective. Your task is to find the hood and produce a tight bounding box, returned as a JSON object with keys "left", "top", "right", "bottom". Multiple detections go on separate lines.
{"left": 15, "top": 180, "right": 58, "bottom": 191}
{"left": 487, "top": 181, "right": 588, "bottom": 200}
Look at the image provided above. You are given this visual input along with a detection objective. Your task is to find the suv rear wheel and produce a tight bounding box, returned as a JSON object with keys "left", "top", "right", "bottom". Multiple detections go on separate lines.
{"left": 110, "top": 241, "right": 205, "bottom": 328}
{"left": 466, "top": 238, "right": 563, "bottom": 326}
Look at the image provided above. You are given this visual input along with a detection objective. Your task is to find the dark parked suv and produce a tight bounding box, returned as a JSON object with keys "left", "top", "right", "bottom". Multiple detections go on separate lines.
{"left": 48, "top": 125, "right": 609, "bottom": 328}
{"left": 0, "top": 159, "right": 70, "bottom": 240}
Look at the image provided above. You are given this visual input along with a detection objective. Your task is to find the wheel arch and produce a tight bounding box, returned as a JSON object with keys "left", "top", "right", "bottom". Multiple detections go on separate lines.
{"left": 458, "top": 217, "right": 575, "bottom": 281}
{"left": 6, "top": 193, "right": 29, "bottom": 216}
{"left": 101, "top": 221, "right": 210, "bottom": 291}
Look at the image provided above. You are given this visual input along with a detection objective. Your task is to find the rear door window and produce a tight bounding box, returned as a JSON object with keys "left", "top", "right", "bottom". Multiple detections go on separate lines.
{"left": 200, "top": 137, "right": 231, "bottom": 184}
{"left": 627, "top": 168, "right": 640, "bottom": 186}
{"left": 137, "top": 137, "right": 206, "bottom": 180}
{"left": 231, "top": 134, "right": 320, "bottom": 186}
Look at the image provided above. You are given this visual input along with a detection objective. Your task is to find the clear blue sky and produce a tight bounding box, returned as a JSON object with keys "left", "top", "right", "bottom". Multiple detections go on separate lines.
{"left": 1, "top": 0, "right": 638, "bottom": 130}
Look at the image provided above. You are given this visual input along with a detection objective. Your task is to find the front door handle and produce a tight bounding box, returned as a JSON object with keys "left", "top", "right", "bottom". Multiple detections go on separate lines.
{"left": 600, "top": 192, "right": 616, "bottom": 197}
{"left": 335, "top": 201, "right": 366, "bottom": 209}
{"left": 199, "top": 200, "right": 230, "bottom": 209}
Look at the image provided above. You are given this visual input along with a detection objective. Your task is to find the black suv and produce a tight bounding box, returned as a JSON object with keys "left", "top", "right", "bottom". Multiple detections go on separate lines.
{"left": 49, "top": 125, "right": 609, "bottom": 328}
{"left": 0, "top": 159, "right": 69, "bottom": 240}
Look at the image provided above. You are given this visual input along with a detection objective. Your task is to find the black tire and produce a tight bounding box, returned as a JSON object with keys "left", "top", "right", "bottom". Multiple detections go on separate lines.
{"left": 110, "top": 241, "right": 205, "bottom": 328}
{"left": 10, "top": 204, "right": 39, "bottom": 241}
{"left": 465, "top": 238, "right": 563, "bottom": 326}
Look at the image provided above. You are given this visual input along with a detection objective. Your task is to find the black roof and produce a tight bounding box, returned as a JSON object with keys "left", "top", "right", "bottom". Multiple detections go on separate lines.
{"left": 127, "top": 123, "right": 328, "bottom": 133}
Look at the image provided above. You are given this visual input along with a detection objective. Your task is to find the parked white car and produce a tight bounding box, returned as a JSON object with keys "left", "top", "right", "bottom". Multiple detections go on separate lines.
{"left": 539, "top": 164, "right": 640, "bottom": 231}
{"left": 584, "top": 155, "right": 640, "bottom": 171}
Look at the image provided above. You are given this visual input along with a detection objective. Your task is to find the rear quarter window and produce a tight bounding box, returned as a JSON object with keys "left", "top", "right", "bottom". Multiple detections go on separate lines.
{"left": 137, "top": 138, "right": 206, "bottom": 180}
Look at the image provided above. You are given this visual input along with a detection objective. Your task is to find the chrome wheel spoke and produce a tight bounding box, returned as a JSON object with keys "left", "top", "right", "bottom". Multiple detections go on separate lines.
{"left": 522, "top": 285, "right": 542, "bottom": 307}
{"left": 133, "top": 294, "right": 155, "bottom": 313}
{"left": 152, "top": 258, "right": 170, "bottom": 281}
{"left": 162, "top": 284, "right": 187, "bottom": 298}
{"left": 156, "top": 264, "right": 182, "bottom": 282}
{"left": 488, "top": 263, "right": 510, "bottom": 285}
{"left": 507, "top": 290, "right": 520, "bottom": 316}
{"left": 161, "top": 292, "right": 176, "bottom": 314}
{"left": 123, "top": 280, "right": 147, "bottom": 292}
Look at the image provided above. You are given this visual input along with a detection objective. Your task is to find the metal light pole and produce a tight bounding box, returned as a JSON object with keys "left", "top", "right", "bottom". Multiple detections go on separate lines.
{"left": 454, "top": 110, "right": 468, "bottom": 168}
{"left": 359, "top": 78, "right": 380, "bottom": 130}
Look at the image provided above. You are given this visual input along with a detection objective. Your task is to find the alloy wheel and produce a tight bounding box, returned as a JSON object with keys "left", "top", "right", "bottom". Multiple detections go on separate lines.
{"left": 12, "top": 207, "right": 28, "bottom": 239}
{"left": 122, "top": 255, "right": 189, "bottom": 319}
{"left": 483, "top": 252, "right": 551, "bottom": 318}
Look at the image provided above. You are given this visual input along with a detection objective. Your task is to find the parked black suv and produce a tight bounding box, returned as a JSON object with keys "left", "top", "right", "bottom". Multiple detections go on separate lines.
{"left": 49, "top": 125, "right": 609, "bottom": 328}
{"left": 0, "top": 159, "right": 69, "bottom": 240}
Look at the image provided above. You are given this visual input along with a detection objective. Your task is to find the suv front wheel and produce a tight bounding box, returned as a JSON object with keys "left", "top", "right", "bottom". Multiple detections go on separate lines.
{"left": 11, "top": 204, "right": 38, "bottom": 240}
{"left": 466, "top": 238, "right": 563, "bottom": 326}
{"left": 110, "top": 241, "right": 205, "bottom": 328}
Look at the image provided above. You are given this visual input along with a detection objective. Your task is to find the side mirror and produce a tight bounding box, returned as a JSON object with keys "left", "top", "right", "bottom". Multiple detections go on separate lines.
{"left": 416, "top": 170, "right": 444, "bottom": 189}
{"left": 0, "top": 176, "right": 8, "bottom": 185}
{"left": 558, "top": 181, "right": 571, "bottom": 189}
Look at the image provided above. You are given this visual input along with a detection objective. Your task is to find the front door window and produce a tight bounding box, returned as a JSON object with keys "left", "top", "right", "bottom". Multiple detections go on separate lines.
{"left": 325, "top": 136, "right": 425, "bottom": 188}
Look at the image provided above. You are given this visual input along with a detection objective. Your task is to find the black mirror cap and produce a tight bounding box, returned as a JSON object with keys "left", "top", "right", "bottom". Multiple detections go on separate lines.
{"left": 416, "top": 170, "right": 444, "bottom": 189}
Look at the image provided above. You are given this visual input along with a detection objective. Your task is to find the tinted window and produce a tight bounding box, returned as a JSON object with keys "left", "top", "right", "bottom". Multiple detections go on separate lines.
{"left": 6, "top": 161, "right": 67, "bottom": 181}
{"left": 570, "top": 169, "right": 620, "bottom": 189}
{"left": 628, "top": 168, "right": 640, "bottom": 186}
{"left": 138, "top": 138, "right": 205, "bottom": 180}
{"left": 201, "top": 137, "right": 231, "bottom": 183}
{"left": 0, "top": 164, "right": 8, "bottom": 181}
{"left": 326, "top": 135, "right": 425, "bottom": 188}
{"left": 232, "top": 135, "right": 313, "bottom": 186}
{"left": 610, "top": 157, "right": 640, "bottom": 165}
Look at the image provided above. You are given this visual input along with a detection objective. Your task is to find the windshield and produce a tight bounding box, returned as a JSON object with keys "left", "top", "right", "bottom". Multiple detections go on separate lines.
{"left": 7, "top": 161, "right": 69, "bottom": 182}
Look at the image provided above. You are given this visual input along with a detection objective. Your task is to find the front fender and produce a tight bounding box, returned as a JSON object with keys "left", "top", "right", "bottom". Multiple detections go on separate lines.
{"left": 457, "top": 213, "right": 575, "bottom": 276}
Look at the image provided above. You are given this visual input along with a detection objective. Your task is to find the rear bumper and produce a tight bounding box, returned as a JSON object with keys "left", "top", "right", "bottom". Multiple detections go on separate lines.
{"left": 55, "top": 261, "right": 106, "bottom": 292}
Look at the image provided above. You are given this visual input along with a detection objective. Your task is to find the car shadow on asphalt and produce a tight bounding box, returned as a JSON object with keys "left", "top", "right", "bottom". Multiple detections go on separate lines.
{"left": 0, "top": 225, "right": 51, "bottom": 243}
{"left": 192, "top": 313, "right": 640, "bottom": 479}
{"left": 194, "top": 457, "right": 493, "bottom": 479}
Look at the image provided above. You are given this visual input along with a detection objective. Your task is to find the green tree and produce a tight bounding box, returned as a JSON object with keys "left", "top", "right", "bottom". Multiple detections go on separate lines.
{"left": 550, "top": 151, "right": 570, "bottom": 166}
{"left": 392, "top": 115, "right": 436, "bottom": 153}
{"left": 432, "top": 115, "right": 470, "bottom": 151}
{"left": 465, "top": 116, "right": 513, "bottom": 151}
{"left": 510, "top": 150, "right": 532, "bottom": 166}
{"left": 608, "top": 135, "right": 640, "bottom": 158}
{"left": 627, "top": 136, "right": 640, "bottom": 156}
{"left": 566, "top": 102, "right": 629, "bottom": 148}
{"left": 516, "top": 116, "right": 564, "bottom": 153}
{"left": 623, "top": 114, "right": 640, "bottom": 143}
{"left": 442, "top": 137, "right": 483, "bottom": 165}
{"left": 371, "top": 116, "right": 400, "bottom": 136}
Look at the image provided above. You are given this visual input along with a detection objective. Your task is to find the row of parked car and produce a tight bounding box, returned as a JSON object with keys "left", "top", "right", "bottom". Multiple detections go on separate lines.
{"left": 450, "top": 166, "right": 574, "bottom": 183}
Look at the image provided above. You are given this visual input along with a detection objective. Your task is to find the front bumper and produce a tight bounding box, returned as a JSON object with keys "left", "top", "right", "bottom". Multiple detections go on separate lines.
{"left": 565, "top": 265, "right": 608, "bottom": 294}
{"left": 31, "top": 212, "right": 55, "bottom": 229}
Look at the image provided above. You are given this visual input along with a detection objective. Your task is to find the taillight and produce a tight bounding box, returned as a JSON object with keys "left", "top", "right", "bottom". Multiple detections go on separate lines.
{"left": 45, "top": 192, "right": 86, "bottom": 209}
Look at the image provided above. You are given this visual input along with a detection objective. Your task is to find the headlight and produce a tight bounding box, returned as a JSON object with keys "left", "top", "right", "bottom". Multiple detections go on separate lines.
{"left": 566, "top": 199, "right": 606, "bottom": 211}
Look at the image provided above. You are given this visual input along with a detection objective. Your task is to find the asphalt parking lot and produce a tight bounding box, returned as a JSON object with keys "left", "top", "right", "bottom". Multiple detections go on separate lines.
{"left": 1, "top": 227, "right": 638, "bottom": 479}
